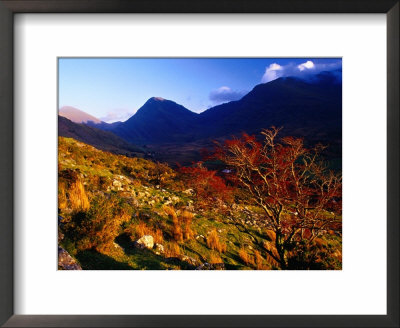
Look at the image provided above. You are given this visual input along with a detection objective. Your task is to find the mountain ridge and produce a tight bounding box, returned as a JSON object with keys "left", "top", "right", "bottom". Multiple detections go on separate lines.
{"left": 58, "top": 116, "right": 144, "bottom": 157}
{"left": 61, "top": 71, "right": 342, "bottom": 164}
{"left": 113, "top": 97, "right": 200, "bottom": 144}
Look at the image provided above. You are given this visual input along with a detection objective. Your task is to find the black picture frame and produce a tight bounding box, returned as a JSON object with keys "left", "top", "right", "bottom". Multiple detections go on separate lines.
{"left": 0, "top": 1, "right": 398, "bottom": 327}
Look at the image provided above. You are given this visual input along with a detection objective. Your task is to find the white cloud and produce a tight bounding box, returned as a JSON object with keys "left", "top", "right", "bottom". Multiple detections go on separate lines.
{"left": 297, "top": 60, "right": 315, "bottom": 71}
{"left": 261, "top": 60, "right": 341, "bottom": 83}
{"left": 99, "top": 109, "right": 134, "bottom": 123}
{"left": 209, "top": 86, "right": 246, "bottom": 105}
{"left": 261, "top": 63, "right": 284, "bottom": 83}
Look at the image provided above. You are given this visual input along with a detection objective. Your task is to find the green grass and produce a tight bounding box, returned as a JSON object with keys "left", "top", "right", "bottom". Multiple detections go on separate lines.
{"left": 58, "top": 137, "right": 342, "bottom": 271}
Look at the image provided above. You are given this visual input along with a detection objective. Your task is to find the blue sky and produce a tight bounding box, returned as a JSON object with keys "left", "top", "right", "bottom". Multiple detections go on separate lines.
{"left": 59, "top": 58, "right": 341, "bottom": 122}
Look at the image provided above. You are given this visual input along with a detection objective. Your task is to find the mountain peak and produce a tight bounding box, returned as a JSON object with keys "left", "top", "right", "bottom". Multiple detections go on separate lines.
{"left": 146, "top": 96, "right": 168, "bottom": 104}
{"left": 136, "top": 97, "right": 196, "bottom": 118}
{"left": 114, "top": 96, "right": 198, "bottom": 144}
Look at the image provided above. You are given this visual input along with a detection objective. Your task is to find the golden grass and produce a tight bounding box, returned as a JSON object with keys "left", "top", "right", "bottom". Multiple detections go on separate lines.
{"left": 264, "top": 229, "right": 276, "bottom": 241}
{"left": 163, "top": 205, "right": 177, "bottom": 220}
{"left": 126, "top": 221, "right": 164, "bottom": 244}
{"left": 238, "top": 247, "right": 253, "bottom": 266}
{"left": 180, "top": 210, "right": 194, "bottom": 240}
{"left": 164, "top": 242, "right": 181, "bottom": 258}
{"left": 254, "top": 250, "right": 269, "bottom": 270}
{"left": 209, "top": 252, "right": 224, "bottom": 264}
{"left": 58, "top": 183, "right": 68, "bottom": 210}
{"left": 153, "top": 229, "right": 164, "bottom": 244}
{"left": 135, "top": 221, "right": 150, "bottom": 237}
{"left": 262, "top": 241, "right": 280, "bottom": 267}
{"left": 206, "top": 229, "right": 227, "bottom": 253}
{"left": 164, "top": 205, "right": 195, "bottom": 242}
{"left": 70, "top": 180, "right": 90, "bottom": 211}
{"left": 58, "top": 177, "right": 90, "bottom": 212}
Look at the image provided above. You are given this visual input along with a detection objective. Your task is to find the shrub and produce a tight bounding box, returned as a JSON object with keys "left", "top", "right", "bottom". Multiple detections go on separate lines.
{"left": 69, "top": 180, "right": 90, "bottom": 211}
{"left": 148, "top": 161, "right": 176, "bottom": 188}
{"left": 180, "top": 210, "right": 194, "bottom": 240}
{"left": 58, "top": 184, "right": 68, "bottom": 210}
{"left": 166, "top": 206, "right": 183, "bottom": 242}
{"left": 206, "top": 229, "right": 227, "bottom": 253}
{"left": 179, "top": 164, "right": 233, "bottom": 208}
{"left": 163, "top": 206, "right": 195, "bottom": 242}
{"left": 126, "top": 221, "right": 164, "bottom": 244}
{"left": 58, "top": 169, "right": 90, "bottom": 212}
{"left": 209, "top": 252, "right": 224, "bottom": 264}
{"left": 238, "top": 247, "right": 253, "bottom": 266}
{"left": 254, "top": 250, "right": 268, "bottom": 270}
{"left": 164, "top": 242, "right": 181, "bottom": 258}
{"left": 153, "top": 229, "right": 164, "bottom": 244}
{"left": 64, "top": 195, "right": 131, "bottom": 253}
{"left": 163, "top": 205, "right": 177, "bottom": 219}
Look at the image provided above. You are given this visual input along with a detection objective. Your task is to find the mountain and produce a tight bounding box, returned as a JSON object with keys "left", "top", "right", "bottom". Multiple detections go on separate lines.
{"left": 59, "top": 106, "right": 102, "bottom": 124}
{"left": 109, "top": 73, "right": 341, "bottom": 142}
{"left": 112, "top": 97, "right": 199, "bottom": 144}
{"left": 86, "top": 120, "right": 123, "bottom": 131}
{"left": 197, "top": 75, "right": 342, "bottom": 144}
{"left": 83, "top": 71, "right": 341, "bottom": 165}
{"left": 58, "top": 116, "right": 144, "bottom": 157}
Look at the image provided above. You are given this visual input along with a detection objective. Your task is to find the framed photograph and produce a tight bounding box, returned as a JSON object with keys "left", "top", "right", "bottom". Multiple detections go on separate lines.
{"left": 0, "top": 0, "right": 398, "bottom": 327}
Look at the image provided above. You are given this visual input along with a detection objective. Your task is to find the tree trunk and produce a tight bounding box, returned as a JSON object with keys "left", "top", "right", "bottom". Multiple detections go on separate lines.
{"left": 275, "top": 231, "right": 288, "bottom": 269}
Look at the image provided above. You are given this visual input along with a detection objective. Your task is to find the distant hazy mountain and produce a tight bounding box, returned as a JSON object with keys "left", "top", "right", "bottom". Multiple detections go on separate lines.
{"left": 58, "top": 116, "right": 144, "bottom": 157}
{"left": 59, "top": 106, "right": 102, "bottom": 124}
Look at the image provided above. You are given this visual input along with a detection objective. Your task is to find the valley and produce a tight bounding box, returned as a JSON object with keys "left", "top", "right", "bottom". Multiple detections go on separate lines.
{"left": 60, "top": 73, "right": 342, "bottom": 167}
{"left": 58, "top": 67, "right": 342, "bottom": 270}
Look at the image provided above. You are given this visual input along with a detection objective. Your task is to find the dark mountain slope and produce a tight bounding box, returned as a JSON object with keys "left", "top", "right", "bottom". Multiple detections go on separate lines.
{"left": 58, "top": 116, "right": 144, "bottom": 157}
{"left": 112, "top": 97, "right": 199, "bottom": 144}
{"left": 87, "top": 72, "right": 341, "bottom": 164}
{"left": 86, "top": 120, "right": 123, "bottom": 131}
{"left": 197, "top": 76, "right": 341, "bottom": 143}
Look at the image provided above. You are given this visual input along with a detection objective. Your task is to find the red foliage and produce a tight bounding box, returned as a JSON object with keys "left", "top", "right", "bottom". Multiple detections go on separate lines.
{"left": 179, "top": 164, "right": 233, "bottom": 207}
{"left": 211, "top": 127, "right": 342, "bottom": 269}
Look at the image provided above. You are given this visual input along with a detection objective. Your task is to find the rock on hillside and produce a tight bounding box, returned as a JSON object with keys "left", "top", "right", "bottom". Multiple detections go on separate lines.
{"left": 58, "top": 247, "right": 82, "bottom": 270}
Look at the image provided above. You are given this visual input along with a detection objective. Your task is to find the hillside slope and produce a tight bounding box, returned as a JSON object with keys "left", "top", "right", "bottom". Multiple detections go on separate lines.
{"left": 58, "top": 137, "right": 342, "bottom": 270}
{"left": 58, "top": 116, "right": 144, "bottom": 157}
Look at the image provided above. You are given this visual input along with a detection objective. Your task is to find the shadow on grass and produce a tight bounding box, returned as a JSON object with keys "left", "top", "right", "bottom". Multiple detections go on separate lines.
{"left": 222, "top": 250, "right": 250, "bottom": 270}
{"left": 76, "top": 249, "right": 132, "bottom": 270}
{"left": 115, "top": 233, "right": 195, "bottom": 270}
{"left": 182, "top": 243, "right": 246, "bottom": 270}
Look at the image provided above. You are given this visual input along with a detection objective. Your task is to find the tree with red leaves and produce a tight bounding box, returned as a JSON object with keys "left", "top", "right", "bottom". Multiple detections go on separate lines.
{"left": 179, "top": 163, "right": 233, "bottom": 209}
{"left": 213, "top": 127, "right": 342, "bottom": 269}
